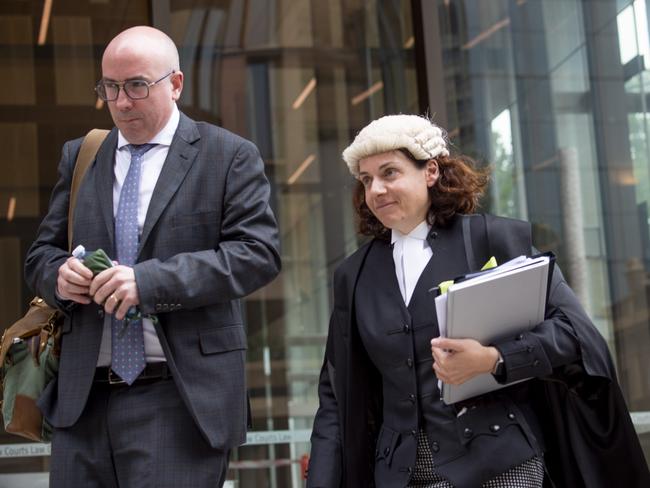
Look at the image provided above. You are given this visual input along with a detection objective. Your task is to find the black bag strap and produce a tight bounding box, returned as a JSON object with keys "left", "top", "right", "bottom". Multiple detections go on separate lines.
{"left": 462, "top": 215, "right": 477, "bottom": 271}
{"left": 462, "top": 214, "right": 489, "bottom": 271}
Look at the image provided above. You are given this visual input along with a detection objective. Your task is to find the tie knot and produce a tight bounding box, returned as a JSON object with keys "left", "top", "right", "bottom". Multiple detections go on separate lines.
{"left": 127, "top": 143, "right": 156, "bottom": 158}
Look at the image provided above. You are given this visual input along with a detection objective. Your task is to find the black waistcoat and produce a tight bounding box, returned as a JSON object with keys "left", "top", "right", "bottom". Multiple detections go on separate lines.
{"left": 355, "top": 230, "right": 543, "bottom": 488}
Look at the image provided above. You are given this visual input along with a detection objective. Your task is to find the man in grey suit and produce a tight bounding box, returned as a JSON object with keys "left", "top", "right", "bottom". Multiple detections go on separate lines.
{"left": 25, "top": 26, "right": 281, "bottom": 487}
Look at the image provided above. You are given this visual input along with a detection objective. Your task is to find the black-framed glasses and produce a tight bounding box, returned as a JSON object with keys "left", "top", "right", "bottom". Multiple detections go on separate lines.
{"left": 95, "top": 70, "right": 175, "bottom": 101}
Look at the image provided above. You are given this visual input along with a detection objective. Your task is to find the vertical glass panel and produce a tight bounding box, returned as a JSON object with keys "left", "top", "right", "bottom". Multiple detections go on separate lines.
{"left": 629, "top": 113, "right": 650, "bottom": 206}
{"left": 0, "top": 16, "right": 36, "bottom": 105}
{"left": 424, "top": 0, "right": 650, "bottom": 462}
{"left": 0, "top": 1, "right": 150, "bottom": 483}
{"left": 276, "top": 0, "right": 313, "bottom": 47}
{"left": 0, "top": 123, "right": 39, "bottom": 219}
{"left": 0, "top": 238, "right": 22, "bottom": 339}
{"left": 154, "top": 0, "right": 420, "bottom": 485}
{"left": 52, "top": 16, "right": 95, "bottom": 105}
{"left": 617, "top": 0, "right": 650, "bottom": 423}
{"left": 542, "top": 0, "right": 611, "bottom": 340}
{"left": 490, "top": 108, "right": 519, "bottom": 218}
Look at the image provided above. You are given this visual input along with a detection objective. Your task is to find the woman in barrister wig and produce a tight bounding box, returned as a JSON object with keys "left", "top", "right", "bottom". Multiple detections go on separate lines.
{"left": 306, "top": 115, "right": 649, "bottom": 488}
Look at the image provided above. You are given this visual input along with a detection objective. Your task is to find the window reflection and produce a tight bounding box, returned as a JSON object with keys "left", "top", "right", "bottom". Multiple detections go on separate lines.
{"left": 157, "top": 0, "right": 420, "bottom": 484}
{"left": 1, "top": 0, "right": 649, "bottom": 485}
{"left": 430, "top": 0, "right": 649, "bottom": 462}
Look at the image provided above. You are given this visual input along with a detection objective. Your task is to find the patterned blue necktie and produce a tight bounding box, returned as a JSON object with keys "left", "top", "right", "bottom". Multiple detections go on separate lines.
{"left": 111, "top": 143, "right": 155, "bottom": 384}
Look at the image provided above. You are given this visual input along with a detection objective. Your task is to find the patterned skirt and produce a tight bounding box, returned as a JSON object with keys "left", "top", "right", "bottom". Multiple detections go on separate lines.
{"left": 407, "top": 429, "right": 544, "bottom": 488}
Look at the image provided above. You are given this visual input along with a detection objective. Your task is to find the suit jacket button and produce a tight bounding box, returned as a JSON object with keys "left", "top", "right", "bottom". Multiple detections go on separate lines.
{"left": 411, "top": 430, "right": 417, "bottom": 436}
{"left": 490, "top": 424, "right": 501, "bottom": 433}
{"left": 507, "top": 412, "right": 516, "bottom": 420}
{"left": 384, "top": 447, "right": 390, "bottom": 456}
{"left": 463, "top": 428, "right": 473, "bottom": 438}
{"left": 403, "top": 324, "right": 411, "bottom": 333}
{"left": 431, "top": 441, "right": 440, "bottom": 453}
{"left": 409, "top": 394, "right": 416, "bottom": 404}
{"left": 406, "top": 358, "right": 413, "bottom": 368}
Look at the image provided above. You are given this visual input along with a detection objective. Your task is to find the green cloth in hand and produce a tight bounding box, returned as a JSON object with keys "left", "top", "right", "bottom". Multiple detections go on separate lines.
{"left": 80, "top": 248, "right": 158, "bottom": 336}
{"left": 82, "top": 249, "right": 113, "bottom": 276}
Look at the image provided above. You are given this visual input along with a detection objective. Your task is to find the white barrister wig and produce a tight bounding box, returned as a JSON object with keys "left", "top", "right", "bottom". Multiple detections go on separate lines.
{"left": 342, "top": 114, "right": 450, "bottom": 176}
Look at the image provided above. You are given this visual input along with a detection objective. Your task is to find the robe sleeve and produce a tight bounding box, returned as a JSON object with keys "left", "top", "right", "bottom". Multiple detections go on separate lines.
{"left": 307, "top": 294, "right": 344, "bottom": 487}
{"left": 492, "top": 265, "right": 582, "bottom": 383}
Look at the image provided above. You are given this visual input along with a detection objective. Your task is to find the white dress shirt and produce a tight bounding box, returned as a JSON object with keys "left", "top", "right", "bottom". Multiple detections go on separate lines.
{"left": 391, "top": 221, "right": 433, "bottom": 306}
{"left": 97, "top": 105, "right": 180, "bottom": 367}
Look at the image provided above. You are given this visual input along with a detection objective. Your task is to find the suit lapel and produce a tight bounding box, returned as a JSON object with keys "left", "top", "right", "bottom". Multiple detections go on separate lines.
{"left": 137, "top": 113, "right": 200, "bottom": 258}
{"left": 371, "top": 238, "right": 410, "bottom": 313}
{"left": 94, "top": 128, "right": 119, "bottom": 253}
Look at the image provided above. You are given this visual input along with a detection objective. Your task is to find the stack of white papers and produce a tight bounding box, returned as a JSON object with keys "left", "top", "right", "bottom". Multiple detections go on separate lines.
{"left": 434, "top": 254, "right": 552, "bottom": 404}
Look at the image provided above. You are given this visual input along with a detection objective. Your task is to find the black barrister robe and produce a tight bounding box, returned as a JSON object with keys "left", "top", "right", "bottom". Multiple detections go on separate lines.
{"left": 307, "top": 214, "right": 650, "bottom": 488}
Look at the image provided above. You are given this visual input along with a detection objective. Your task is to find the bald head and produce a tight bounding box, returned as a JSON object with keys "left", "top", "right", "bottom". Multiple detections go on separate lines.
{"left": 100, "top": 26, "right": 184, "bottom": 144}
{"left": 103, "top": 26, "right": 179, "bottom": 72}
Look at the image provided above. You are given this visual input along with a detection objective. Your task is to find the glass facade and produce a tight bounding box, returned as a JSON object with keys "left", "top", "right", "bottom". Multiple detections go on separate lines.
{"left": 0, "top": 0, "right": 648, "bottom": 486}
{"left": 419, "top": 0, "right": 650, "bottom": 451}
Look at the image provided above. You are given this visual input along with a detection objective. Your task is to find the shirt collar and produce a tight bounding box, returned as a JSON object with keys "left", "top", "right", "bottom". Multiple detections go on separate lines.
{"left": 117, "top": 103, "right": 180, "bottom": 150}
{"left": 391, "top": 220, "right": 431, "bottom": 244}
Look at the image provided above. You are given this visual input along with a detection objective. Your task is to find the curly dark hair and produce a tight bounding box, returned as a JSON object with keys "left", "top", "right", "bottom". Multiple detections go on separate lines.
{"left": 353, "top": 149, "right": 490, "bottom": 238}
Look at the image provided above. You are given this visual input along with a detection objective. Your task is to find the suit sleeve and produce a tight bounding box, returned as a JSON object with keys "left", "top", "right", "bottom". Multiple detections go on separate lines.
{"left": 307, "top": 310, "right": 343, "bottom": 488}
{"left": 134, "top": 139, "right": 281, "bottom": 313}
{"left": 24, "top": 139, "right": 82, "bottom": 312}
{"left": 492, "top": 265, "right": 584, "bottom": 384}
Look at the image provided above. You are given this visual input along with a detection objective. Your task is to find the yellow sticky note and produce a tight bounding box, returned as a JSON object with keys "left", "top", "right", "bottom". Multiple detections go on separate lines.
{"left": 437, "top": 256, "right": 498, "bottom": 294}
{"left": 438, "top": 280, "right": 454, "bottom": 295}
{"left": 481, "top": 256, "right": 497, "bottom": 271}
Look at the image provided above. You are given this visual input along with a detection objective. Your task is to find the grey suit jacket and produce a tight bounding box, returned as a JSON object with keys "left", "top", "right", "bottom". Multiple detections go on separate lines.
{"left": 25, "top": 112, "right": 281, "bottom": 451}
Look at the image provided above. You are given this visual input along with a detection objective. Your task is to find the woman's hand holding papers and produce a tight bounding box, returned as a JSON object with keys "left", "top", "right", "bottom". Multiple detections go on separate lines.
{"left": 431, "top": 337, "right": 500, "bottom": 385}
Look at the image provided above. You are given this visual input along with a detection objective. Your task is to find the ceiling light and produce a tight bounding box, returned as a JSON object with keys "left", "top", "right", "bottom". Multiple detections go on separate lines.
{"left": 351, "top": 81, "right": 384, "bottom": 106}
{"left": 292, "top": 78, "right": 317, "bottom": 110}
{"left": 462, "top": 18, "right": 510, "bottom": 50}
{"left": 288, "top": 154, "right": 316, "bottom": 185}
{"left": 38, "top": 0, "right": 53, "bottom": 46}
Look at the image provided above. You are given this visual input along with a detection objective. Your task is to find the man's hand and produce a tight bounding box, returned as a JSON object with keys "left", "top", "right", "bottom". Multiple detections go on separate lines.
{"left": 431, "top": 337, "right": 499, "bottom": 385}
{"left": 90, "top": 265, "right": 140, "bottom": 320}
{"left": 57, "top": 257, "right": 93, "bottom": 304}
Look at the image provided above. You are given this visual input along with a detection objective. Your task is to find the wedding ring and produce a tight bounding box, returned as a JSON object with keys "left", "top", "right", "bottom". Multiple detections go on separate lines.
{"left": 110, "top": 294, "right": 118, "bottom": 302}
